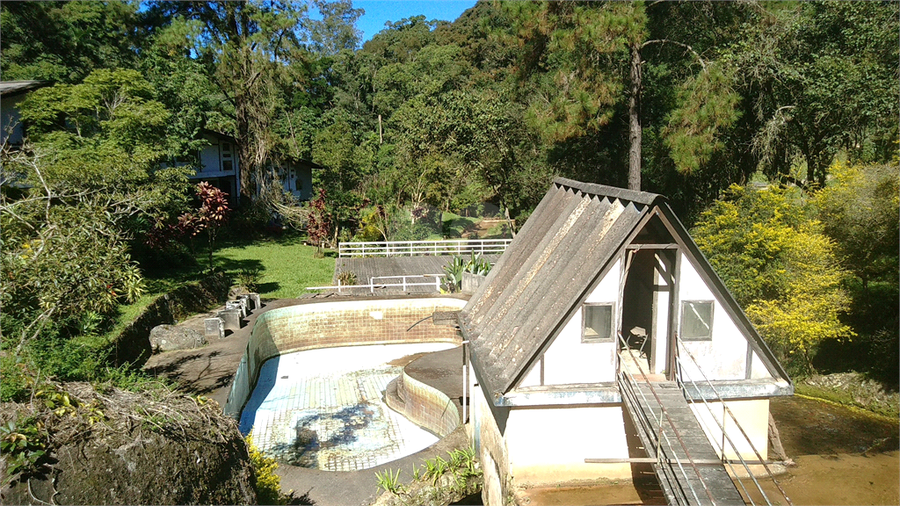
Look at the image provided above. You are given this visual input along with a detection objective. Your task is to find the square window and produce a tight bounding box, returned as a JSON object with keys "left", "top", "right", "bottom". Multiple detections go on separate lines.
{"left": 681, "top": 300, "right": 714, "bottom": 341}
{"left": 583, "top": 304, "right": 614, "bottom": 343}
{"left": 222, "top": 159, "right": 233, "bottom": 172}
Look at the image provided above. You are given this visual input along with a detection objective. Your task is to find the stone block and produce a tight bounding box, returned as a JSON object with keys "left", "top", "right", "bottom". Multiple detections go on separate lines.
{"left": 149, "top": 324, "right": 206, "bottom": 353}
{"left": 226, "top": 300, "right": 245, "bottom": 318}
{"left": 205, "top": 317, "right": 225, "bottom": 340}
{"left": 238, "top": 294, "right": 253, "bottom": 311}
{"left": 218, "top": 309, "right": 242, "bottom": 331}
{"left": 249, "top": 293, "right": 261, "bottom": 310}
{"left": 461, "top": 272, "right": 486, "bottom": 294}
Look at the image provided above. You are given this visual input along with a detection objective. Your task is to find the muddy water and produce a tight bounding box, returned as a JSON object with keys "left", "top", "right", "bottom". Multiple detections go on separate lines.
{"left": 522, "top": 396, "right": 899, "bottom": 506}
{"left": 746, "top": 396, "right": 900, "bottom": 506}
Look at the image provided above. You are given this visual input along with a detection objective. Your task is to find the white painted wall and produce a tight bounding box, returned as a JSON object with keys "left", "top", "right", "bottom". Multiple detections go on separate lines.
{"left": 197, "top": 134, "right": 239, "bottom": 179}
{"left": 469, "top": 366, "right": 508, "bottom": 506}
{"left": 198, "top": 141, "right": 221, "bottom": 175}
{"left": 677, "top": 253, "right": 751, "bottom": 381}
{"left": 505, "top": 405, "right": 632, "bottom": 485}
{"left": 749, "top": 350, "right": 773, "bottom": 379}
{"left": 650, "top": 252, "right": 673, "bottom": 375}
{"left": 689, "top": 398, "right": 769, "bottom": 461}
{"left": 535, "top": 258, "right": 620, "bottom": 386}
{"left": 518, "top": 358, "right": 541, "bottom": 387}
{"left": 585, "top": 258, "right": 622, "bottom": 304}
{"left": 281, "top": 164, "right": 314, "bottom": 201}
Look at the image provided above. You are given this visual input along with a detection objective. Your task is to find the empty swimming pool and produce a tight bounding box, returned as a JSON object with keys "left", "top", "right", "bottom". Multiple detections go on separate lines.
{"left": 239, "top": 342, "right": 456, "bottom": 471}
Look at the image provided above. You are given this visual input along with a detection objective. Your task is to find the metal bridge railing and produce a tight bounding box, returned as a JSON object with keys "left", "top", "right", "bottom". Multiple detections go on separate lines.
{"left": 616, "top": 331, "right": 716, "bottom": 505}
{"left": 674, "top": 335, "right": 793, "bottom": 506}
{"left": 338, "top": 239, "right": 512, "bottom": 257}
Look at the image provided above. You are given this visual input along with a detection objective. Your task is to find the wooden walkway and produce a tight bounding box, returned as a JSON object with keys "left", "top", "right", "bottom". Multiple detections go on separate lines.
{"left": 332, "top": 255, "right": 501, "bottom": 295}
{"left": 619, "top": 376, "right": 745, "bottom": 506}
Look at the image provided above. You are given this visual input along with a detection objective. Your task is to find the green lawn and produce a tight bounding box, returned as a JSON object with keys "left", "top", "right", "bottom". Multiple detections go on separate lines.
{"left": 442, "top": 212, "right": 479, "bottom": 238}
{"left": 213, "top": 234, "right": 335, "bottom": 299}
{"left": 102, "top": 234, "right": 333, "bottom": 341}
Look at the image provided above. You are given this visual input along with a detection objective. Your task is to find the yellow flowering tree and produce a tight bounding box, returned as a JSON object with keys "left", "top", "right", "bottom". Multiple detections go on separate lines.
{"left": 693, "top": 184, "right": 853, "bottom": 373}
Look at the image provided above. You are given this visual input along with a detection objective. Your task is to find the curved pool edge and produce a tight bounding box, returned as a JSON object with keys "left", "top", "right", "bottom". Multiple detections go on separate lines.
{"left": 224, "top": 296, "right": 467, "bottom": 421}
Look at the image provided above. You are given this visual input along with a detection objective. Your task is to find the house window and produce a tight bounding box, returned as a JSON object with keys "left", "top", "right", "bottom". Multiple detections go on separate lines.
{"left": 681, "top": 300, "right": 714, "bottom": 341}
{"left": 582, "top": 303, "right": 614, "bottom": 343}
{"left": 221, "top": 142, "right": 234, "bottom": 171}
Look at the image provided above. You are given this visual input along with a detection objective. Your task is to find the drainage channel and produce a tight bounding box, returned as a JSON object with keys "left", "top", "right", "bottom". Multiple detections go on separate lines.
{"left": 239, "top": 342, "right": 456, "bottom": 472}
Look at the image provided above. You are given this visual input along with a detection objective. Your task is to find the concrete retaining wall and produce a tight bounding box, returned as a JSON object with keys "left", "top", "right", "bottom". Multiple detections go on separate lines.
{"left": 390, "top": 371, "right": 460, "bottom": 437}
{"left": 224, "top": 297, "right": 467, "bottom": 418}
{"left": 113, "top": 272, "right": 230, "bottom": 366}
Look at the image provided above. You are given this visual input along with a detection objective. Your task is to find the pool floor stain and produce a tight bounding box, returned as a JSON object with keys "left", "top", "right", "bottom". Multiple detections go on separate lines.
{"left": 240, "top": 343, "right": 453, "bottom": 472}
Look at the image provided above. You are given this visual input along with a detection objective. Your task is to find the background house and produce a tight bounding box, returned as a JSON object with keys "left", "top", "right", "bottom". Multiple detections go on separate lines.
{"left": 460, "top": 178, "right": 792, "bottom": 505}
{"left": 278, "top": 157, "right": 320, "bottom": 202}
{"left": 191, "top": 130, "right": 241, "bottom": 202}
{"left": 185, "top": 131, "right": 321, "bottom": 205}
{"left": 1, "top": 80, "right": 49, "bottom": 148}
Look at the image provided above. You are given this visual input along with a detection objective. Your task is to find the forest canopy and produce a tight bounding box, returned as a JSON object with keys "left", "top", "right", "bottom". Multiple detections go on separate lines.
{"left": 1, "top": 0, "right": 898, "bottom": 382}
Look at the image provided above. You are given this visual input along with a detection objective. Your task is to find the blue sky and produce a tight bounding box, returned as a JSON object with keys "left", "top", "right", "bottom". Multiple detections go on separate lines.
{"left": 353, "top": 1, "right": 478, "bottom": 41}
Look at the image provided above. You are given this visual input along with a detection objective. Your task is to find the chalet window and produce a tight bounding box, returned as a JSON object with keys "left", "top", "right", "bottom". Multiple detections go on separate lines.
{"left": 582, "top": 303, "right": 614, "bottom": 343}
{"left": 222, "top": 142, "right": 231, "bottom": 153}
{"left": 222, "top": 159, "right": 233, "bottom": 171}
{"left": 681, "top": 300, "right": 714, "bottom": 341}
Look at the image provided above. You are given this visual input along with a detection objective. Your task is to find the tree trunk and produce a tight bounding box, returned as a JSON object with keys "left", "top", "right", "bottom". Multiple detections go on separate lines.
{"left": 503, "top": 206, "right": 517, "bottom": 239}
{"left": 628, "top": 42, "right": 643, "bottom": 191}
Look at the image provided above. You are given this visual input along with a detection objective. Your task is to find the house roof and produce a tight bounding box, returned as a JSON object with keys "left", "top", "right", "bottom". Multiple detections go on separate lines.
{"left": 201, "top": 129, "right": 238, "bottom": 143}
{"left": 0, "top": 80, "right": 49, "bottom": 97}
{"left": 460, "top": 177, "right": 789, "bottom": 399}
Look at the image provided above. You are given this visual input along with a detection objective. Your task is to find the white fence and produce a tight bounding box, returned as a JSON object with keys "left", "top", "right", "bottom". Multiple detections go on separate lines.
{"left": 307, "top": 274, "right": 445, "bottom": 294}
{"left": 338, "top": 239, "right": 512, "bottom": 257}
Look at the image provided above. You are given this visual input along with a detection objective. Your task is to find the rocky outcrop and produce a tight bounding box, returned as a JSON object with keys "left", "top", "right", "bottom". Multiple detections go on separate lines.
{"left": 149, "top": 324, "right": 207, "bottom": 352}
{"left": 0, "top": 382, "right": 257, "bottom": 505}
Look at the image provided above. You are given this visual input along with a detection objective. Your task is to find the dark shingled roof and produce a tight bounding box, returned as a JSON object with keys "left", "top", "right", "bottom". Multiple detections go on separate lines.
{"left": 460, "top": 178, "right": 661, "bottom": 397}
{"left": 461, "top": 178, "right": 788, "bottom": 400}
{"left": 0, "top": 80, "right": 49, "bottom": 97}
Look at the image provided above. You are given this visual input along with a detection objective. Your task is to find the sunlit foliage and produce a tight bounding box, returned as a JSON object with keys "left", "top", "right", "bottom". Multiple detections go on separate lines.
{"left": 693, "top": 184, "right": 854, "bottom": 373}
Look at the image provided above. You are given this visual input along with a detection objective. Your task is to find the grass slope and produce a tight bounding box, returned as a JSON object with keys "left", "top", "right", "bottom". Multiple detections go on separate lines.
{"left": 214, "top": 234, "right": 335, "bottom": 299}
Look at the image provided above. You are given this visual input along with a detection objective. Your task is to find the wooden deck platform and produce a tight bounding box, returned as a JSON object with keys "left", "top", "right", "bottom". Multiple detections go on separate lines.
{"left": 619, "top": 376, "right": 745, "bottom": 506}
{"left": 332, "top": 255, "right": 501, "bottom": 295}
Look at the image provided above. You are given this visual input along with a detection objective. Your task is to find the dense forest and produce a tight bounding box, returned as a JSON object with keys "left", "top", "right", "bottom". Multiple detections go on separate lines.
{"left": 1, "top": 1, "right": 897, "bottom": 387}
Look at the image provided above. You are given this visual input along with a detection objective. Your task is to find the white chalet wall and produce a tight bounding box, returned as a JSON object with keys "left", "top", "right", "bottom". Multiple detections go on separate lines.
{"left": 650, "top": 252, "right": 673, "bottom": 375}
{"left": 677, "top": 252, "right": 753, "bottom": 381}
{"left": 521, "top": 258, "right": 621, "bottom": 387}
{"left": 199, "top": 142, "right": 220, "bottom": 175}
{"left": 505, "top": 405, "right": 631, "bottom": 486}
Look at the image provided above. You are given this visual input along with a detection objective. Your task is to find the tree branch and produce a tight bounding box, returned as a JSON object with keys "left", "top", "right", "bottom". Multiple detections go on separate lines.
{"left": 641, "top": 38, "right": 707, "bottom": 70}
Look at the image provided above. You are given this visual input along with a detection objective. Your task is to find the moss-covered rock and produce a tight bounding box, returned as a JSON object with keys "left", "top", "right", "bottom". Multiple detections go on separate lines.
{"left": 0, "top": 381, "right": 257, "bottom": 505}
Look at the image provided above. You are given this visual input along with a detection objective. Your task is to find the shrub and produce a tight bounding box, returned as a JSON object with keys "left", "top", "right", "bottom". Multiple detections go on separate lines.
{"left": 237, "top": 267, "right": 262, "bottom": 293}
{"left": 336, "top": 270, "right": 357, "bottom": 286}
{"left": 693, "top": 184, "right": 854, "bottom": 374}
{"left": 246, "top": 436, "right": 285, "bottom": 505}
{"left": 442, "top": 254, "right": 492, "bottom": 292}
{"left": 375, "top": 468, "right": 404, "bottom": 495}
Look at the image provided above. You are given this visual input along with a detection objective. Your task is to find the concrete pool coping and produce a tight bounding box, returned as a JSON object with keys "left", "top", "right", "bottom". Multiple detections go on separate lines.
{"left": 144, "top": 294, "right": 474, "bottom": 506}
